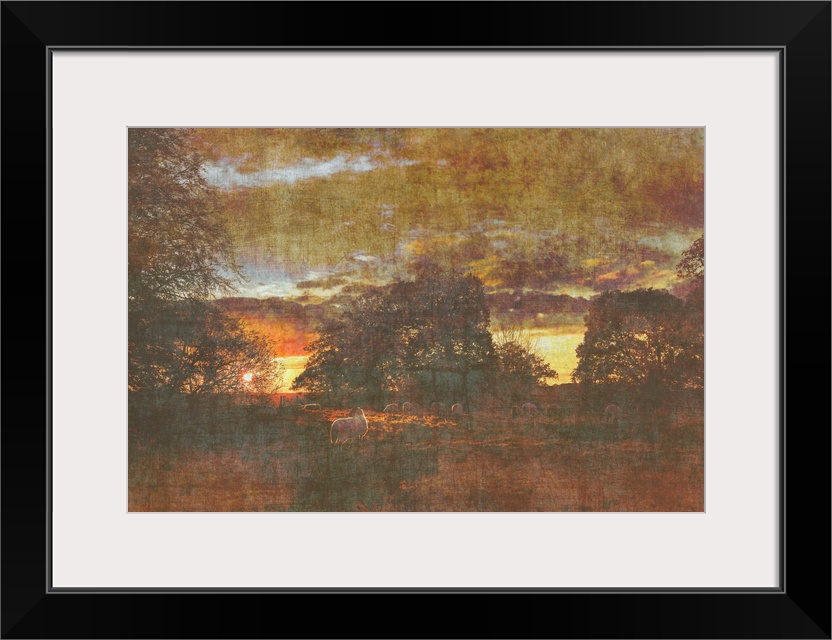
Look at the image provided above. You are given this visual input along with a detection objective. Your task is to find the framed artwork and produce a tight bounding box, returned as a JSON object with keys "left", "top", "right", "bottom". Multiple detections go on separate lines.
{"left": 4, "top": 1, "right": 828, "bottom": 638}
{"left": 126, "top": 125, "right": 705, "bottom": 514}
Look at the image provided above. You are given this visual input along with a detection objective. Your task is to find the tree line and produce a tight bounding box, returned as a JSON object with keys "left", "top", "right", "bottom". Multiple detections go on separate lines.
{"left": 291, "top": 267, "right": 556, "bottom": 410}
{"left": 294, "top": 236, "right": 704, "bottom": 411}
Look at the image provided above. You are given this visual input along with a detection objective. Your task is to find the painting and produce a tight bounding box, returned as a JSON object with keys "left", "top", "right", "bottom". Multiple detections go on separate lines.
{"left": 128, "top": 128, "right": 704, "bottom": 512}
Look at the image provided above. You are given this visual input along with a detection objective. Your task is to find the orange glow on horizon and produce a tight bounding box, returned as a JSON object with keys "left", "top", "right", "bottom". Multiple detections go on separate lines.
{"left": 235, "top": 311, "right": 585, "bottom": 388}
{"left": 238, "top": 317, "right": 316, "bottom": 358}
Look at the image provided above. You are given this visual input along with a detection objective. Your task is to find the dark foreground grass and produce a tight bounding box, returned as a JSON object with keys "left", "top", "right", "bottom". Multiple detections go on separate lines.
{"left": 128, "top": 403, "right": 703, "bottom": 512}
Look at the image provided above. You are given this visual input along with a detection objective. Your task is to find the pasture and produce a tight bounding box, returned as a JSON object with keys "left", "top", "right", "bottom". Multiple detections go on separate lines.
{"left": 128, "top": 400, "right": 703, "bottom": 512}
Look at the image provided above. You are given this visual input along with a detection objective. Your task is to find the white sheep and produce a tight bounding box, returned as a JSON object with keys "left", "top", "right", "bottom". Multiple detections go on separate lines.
{"left": 451, "top": 403, "right": 463, "bottom": 415}
{"left": 383, "top": 403, "right": 399, "bottom": 414}
{"left": 401, "top": 402, "right": 416, "bottom": 414}
{"left": 330, "top": 407, "right": 369, "bottom": 444}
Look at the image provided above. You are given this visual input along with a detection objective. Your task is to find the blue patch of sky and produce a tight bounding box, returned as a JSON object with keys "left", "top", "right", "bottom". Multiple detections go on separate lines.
{"left": 637, "top": 230, "right": 700, "bottom": 256}
{"left": 203, "top": 154, "right": 417, "bottom": 189}
{"left": 217, "top": 264, "right": 306, "bottom": 299}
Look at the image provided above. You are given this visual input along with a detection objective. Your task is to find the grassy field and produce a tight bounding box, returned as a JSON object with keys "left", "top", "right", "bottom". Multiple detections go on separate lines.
{"left": 128, "top": 398, "right": 703, "bottom": 512}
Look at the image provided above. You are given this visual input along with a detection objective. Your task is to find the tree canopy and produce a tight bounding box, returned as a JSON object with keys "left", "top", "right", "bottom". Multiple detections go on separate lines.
{"left": 129, "top": 128, "right": 240, "bottom": 301}
{"left": 573, "top": 288, "right": 700, "bottom": 392}
{"left": 676, "top": 234, "right": 704, "bottom": 387}
{"left": 676, "top": 233, "right": 704, "bottom": 281}
{"left": 292, "top": 270, "right": 555, "bottom": 409}
{"left": 128, "top": 129, "right": 283, "bottom": 399}
{"left": 574, "top": 232, "right": 705, "bottom": 399}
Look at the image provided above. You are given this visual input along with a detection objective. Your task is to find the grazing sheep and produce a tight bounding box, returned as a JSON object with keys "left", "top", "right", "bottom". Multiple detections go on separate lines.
{"left": 401, "top": 402, "right": 416, "bottom": 414}
{"left": 451, "top": 403, "right": 463, "bottom": 415}
{"left": 430, "top": 402, "right": 449, "bottom": 414}
{"left": 522, "top": 402, "right": 538, "bottom": 415}
{"left": 302, "top": 403, "right": 321, "bottom": 411}
{"left": 383, "top": 403, "right": 399, "bottom": 414}
{"left": 330, "top": 408, "right": 369, "bottom": 444}
{"left": 604, "top": 404, "right": 622, "bottom": 426}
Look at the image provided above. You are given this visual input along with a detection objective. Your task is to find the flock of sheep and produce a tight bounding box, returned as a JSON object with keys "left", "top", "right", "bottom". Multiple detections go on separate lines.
{"left": 383, "top": 402, "right": 464, "bottom": 415}
{"left": 324, "top": 401, "right": 624, "bottom": 445}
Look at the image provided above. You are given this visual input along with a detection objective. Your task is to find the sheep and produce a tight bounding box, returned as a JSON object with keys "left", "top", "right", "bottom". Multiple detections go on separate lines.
{"left": 401, "top": 402, "right": 416, "bottom": 414}
{"left": 604, "top": 404, "right": 622, "bottom": 427}
{"left": 330, "top": 407, "right": 369, "bottom": 444}
{"left": 451, "top": 403, "right": 463, "bottom": 415}
{"left": 522, "top": 402, "right": 538, "bottom": 415}
{"left": 302, "top": 403, "right": 321, "bottom": 411}
{"left": 430, "top": 402, "right": 449, "bottom": 414}
{"left": 383, "top": 403, "right": 399, "bottom": 414}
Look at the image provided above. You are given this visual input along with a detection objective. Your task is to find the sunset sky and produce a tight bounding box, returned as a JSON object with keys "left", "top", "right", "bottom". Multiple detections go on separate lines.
{"left": 191, "top": 128, "right": 704, "bottom": 382}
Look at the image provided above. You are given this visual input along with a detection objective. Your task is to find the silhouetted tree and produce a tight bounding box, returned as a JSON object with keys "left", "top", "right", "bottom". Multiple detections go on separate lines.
{"left": 293, "top": 270, "right": 496, "bottom": 408}
{"left": 295, "top": 268, "right": 568, "bottom": 409}
{"left": 171, "top": 306, "right": 284, "bottom": 396}
{"left": 675, "top": 234, "right": 704, "bottom": 387}
{"left": 493, "top": 341, "right": 557, "bottom": 405}
{"left": 292, "top": 287, "right": 406, "bottom": 407}
{"left": 403, "top": 269, "right": 495, "bottom": 405}
{"left": 490, "top": 324, "right": 557, "bottom": 404}
{"left": 573, "top": 289, "right": 700, "bottom": 401}
{"left": 128, "top": 129, "right": 281, "bottom": 400}
{"left": 128, "top": 128, "right": 239, "bottom": 302}
{"left": 676, "top": 234, "right": 704, "bottom": 282}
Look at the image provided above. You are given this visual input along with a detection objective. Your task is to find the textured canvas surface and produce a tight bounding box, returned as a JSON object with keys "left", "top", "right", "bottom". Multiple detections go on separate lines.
{"left": 128, "top": 128, "right": 704, "bottom": 512}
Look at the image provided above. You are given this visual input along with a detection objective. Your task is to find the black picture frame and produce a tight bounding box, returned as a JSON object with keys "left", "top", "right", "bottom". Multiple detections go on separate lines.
{"left": 3, "top": 2, "right": 829, "bottom": 638}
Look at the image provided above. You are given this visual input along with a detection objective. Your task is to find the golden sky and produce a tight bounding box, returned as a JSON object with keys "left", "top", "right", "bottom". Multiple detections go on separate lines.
{"left": 191, "top": 128, "right": 704, "bottom": 301}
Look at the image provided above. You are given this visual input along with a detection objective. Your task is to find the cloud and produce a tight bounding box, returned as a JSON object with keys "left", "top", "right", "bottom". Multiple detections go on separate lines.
{"left": 593, "top": 260, "right": 677, "bottom": 292}
{"left": 638, "top": 230, "right": 700, "bottom": 257}
{"left": 583, "top": 257, "right": 612, "bottom": 268}
{"left": 227, "top": 221, "right": 699, "bottom": 302}
{"left": 203, "top": 154, "right": 417, "bottom": 189}
{"left": 236, "top": 280, "right": 301, "bottom": 298}
{"left": 295, "top": 275, "right": 350, "bottom": 290}
{"left": 351, "top": 253, "right": 380, "bottom": 263}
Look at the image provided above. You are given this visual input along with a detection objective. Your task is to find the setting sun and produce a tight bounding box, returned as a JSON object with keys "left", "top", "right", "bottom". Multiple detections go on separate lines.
{"left": 242, "top": 372, "right": 254, "bottom": 383}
